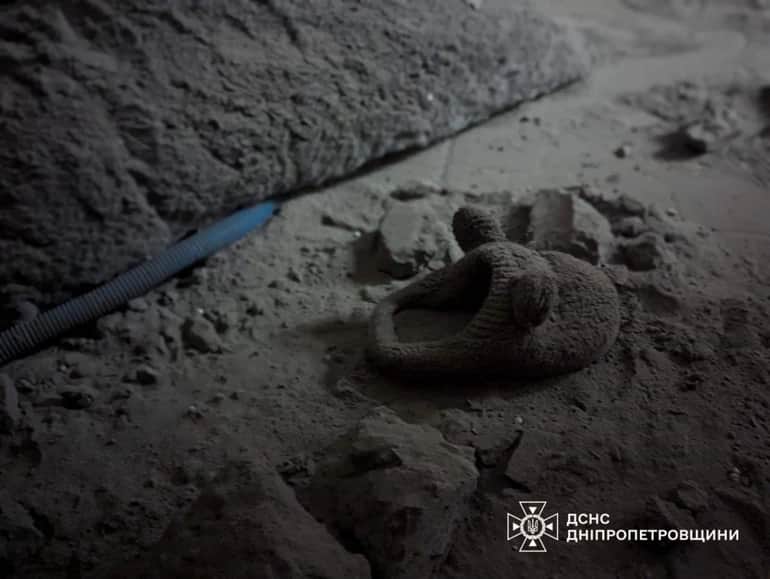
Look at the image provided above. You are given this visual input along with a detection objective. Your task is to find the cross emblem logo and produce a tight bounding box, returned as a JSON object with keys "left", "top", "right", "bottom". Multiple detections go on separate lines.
{"left": 507, "top": 501, "right": 559, "bottom": 553}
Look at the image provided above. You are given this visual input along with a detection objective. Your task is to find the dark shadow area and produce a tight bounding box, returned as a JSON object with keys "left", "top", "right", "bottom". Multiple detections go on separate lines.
{"left": 297, "top": 309, "right": 578, "bottom": 408}
{"left": 653, "top": 129, "right": 707, "bottom": 161}
{"left": 475, "top": 429, "right": 528, "bottom": 494}
{"left": 758, "top": 85, "right": 770, "bottom": 120}
{"left": 349, "top": 232, "right": 391, "bottom": 286}
{"left": 343, "top": 351, "right": 579, "bottom": 415}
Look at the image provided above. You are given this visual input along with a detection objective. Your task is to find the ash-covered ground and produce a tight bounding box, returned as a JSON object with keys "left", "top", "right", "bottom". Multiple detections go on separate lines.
{"left": 1, "top": 0, "right": 770, "bottom": 578}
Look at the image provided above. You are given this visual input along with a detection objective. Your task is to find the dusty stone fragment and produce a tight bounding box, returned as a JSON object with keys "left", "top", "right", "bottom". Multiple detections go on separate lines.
{"left": 620, "top": 232, "right": 673, "bottom": 271}
{"left": 181, "top": 317, "right": 222, "bottom": 354}
{"left": 504, "top": 430, "right": 562, "bottom": 489}
{"left": 109, "top": 461, "right": 370, "bottom": 579}
{"left": 303, "top": 406, "right": 478, "bottom": 579}
{"left": 506, "top": 189, "right": 614, "bottom": 264}
{"left": 13, "top": 301, "right": 39, "bottom": 324}
{"left": 375, "top": 202, "right": 454, "bottom": 279}
{"left": 671, "top": 480, "right": 710, "bottom": 513}
{"left": 389, "top": 181, "right": 442, "bottom": 201}
{"left": 134, "top": 365, "right": 160, "bottom": 386}
{"left": 320, "top": 212, "right": 364, "bottom": 233}
{"left": 375, "top": 202, "right": 428, "bottom": 279}
{"left": 0, "top": 374, "right": 20, "bottom": 434}
{"left": 127, "top": 298, "right": 149, "bottom": 313}
{"left": 613, "top": 216, "right": 649, "bottom": 238}
{"left": 359, "top": 286, "right": 382, "bottom": 304}
{"left": 617, "top": 194, "right": 647, "bottom": 217}
{"left": 574, "top": 187, "right": 647, "bottom": 220}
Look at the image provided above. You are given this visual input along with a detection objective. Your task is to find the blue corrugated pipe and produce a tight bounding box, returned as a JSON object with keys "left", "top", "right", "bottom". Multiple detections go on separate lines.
{"left": 0, "top": 201, "right": 278, "bottom": 366}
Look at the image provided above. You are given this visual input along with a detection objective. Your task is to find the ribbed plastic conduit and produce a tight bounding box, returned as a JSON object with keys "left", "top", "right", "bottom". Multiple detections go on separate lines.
{"left": 0, "top": 201, "right": 277, "bottom": 366}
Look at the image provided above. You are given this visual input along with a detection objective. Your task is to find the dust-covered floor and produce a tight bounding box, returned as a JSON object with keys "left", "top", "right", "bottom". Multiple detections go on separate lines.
{"left": 1, "top": 1, "right": 770, "bottom": 578}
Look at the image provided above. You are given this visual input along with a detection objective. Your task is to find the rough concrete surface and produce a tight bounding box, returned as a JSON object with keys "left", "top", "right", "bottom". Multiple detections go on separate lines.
{"left": 1, "top": 0, "right": 770, "bottom": 578}
{"left": 0, "top": 0, "right": 584, "bottom": 310}
{"left": 108, "top": 460, "right": 371, "bottom": 579}
{"left": 298, "top": 406, "right": 478, "bottom": 579}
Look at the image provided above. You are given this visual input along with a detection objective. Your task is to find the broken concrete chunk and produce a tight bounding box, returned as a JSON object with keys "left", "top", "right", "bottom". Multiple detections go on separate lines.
{"left": 504, "top": 429, "right": 562, "bottom": 489}
{"left": 376, "top": 202, "right": 425, "bottom": 279}
{"left": 375, "top": 202, "right": 452, "bottom": 279}
{"left": 0, "top": 285, "right": 41, "bottom": 329}
{"left": 127, "top": 297, "right": 150, "bottom": 313}
{"left": 574, "top": 186, "right": 647, "bottom": 220}
{"left": 619, "top": 232, "right": 673, "bottom": 271}
{"left": 505, "top": 188, "right": 614, "bottom": 264}
{"left": 12, "top": 301, "right": 39, "bottom": 324}
{"left": 613, "top": 216, "right": 649, "bottom": 238}
{"left": 109, "top": 460, "right": 370, "bottom": 579}
{"left": 389, "top": 181, "right": 443, "bottom": 201}
{"left": 359, "top": 285, "right": 390, "bottom": 304}
{"left": 0, "top": 374, "right": 20, "bottom": 434}
{"left": 321, "top": 211, "right": 363, "bottom": 233}
{"left": 181, "top": 317, "right": 222, "bottom": 354}
{"left": 303, "top": 406, "right": 478, "bottom": 579}
{"left": 616, "top": 194, "right": 648, "bottom": 217}
{"left": 133, "top": 365, "right": 160, "bottom": 386}
{"left": 671, "top": 480, "right": 710, "bottom": 513}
